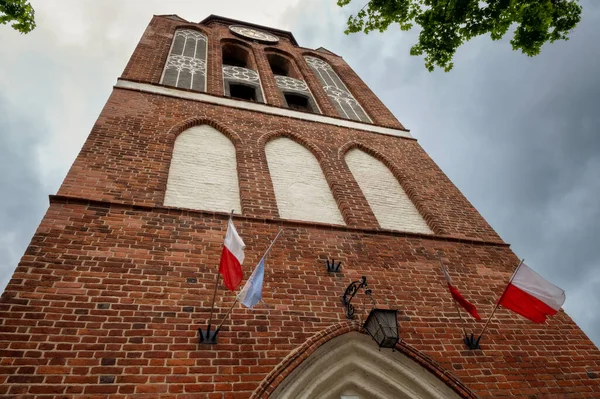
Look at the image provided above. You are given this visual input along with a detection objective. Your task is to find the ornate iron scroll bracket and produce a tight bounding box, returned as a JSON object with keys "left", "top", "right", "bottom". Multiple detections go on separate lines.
{"left": 341, "top": 276, "right": 367, "bottom": 319}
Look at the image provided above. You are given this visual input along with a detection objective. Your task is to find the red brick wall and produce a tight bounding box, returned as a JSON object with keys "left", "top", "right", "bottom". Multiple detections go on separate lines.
{"left": 122, "top": 16, "right": 405, "bottom": 129}
{"left": 57, "top": 88, "right": 500, "bottom": 243}
{"left": 1, "top": 14, "right": 599, "bottom": 399}
{"left": 1, "top": 199, "right": 599, "bottom": 398}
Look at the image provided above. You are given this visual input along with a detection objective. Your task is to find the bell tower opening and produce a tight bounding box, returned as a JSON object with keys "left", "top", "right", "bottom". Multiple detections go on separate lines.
{"left": 229, "top": 83, "right": 257, "bottom": 101}
{"left": 222, "top": 44, "right": 249, "bottom": 68}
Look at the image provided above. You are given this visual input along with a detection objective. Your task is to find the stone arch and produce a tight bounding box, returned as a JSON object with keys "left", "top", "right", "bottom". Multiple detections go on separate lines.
{"left": 163, "top": 124, "right": 242, "bottom": 214}
{"left": 252, "top": 323, "right": 477, "bottom": 399}
{"left": 339, "top": 142, "right": 439, "bottom": 234}
{"left": 262, "top": 133, "right": 345, "bottom": 225}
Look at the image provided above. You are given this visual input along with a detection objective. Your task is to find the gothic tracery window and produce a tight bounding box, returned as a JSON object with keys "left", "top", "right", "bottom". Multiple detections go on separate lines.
{"left": 161, "top": 29, "right": 208, "bottom": 92}
{"left": 304, "top": 56, "right": 371, "bottom": 123}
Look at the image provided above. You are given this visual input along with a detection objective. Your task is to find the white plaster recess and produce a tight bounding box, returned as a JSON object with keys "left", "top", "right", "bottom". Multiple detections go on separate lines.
{"left": 163, "top": 125, "right": 242, "bottom": 214}
{"left": 265, "top": 137, "right": 345, "bottom": 225}
{"left": 345, "top": 149, "right": 432, "bottom": 234}
{"left": 271, "top": 332, "right": 462, "bottom": 399}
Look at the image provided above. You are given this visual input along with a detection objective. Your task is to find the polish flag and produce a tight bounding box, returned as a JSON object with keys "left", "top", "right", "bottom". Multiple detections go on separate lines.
{"left": 441, "top": 259, "right": 482, "bottom": 321}
{"left": 499, "top": 263, "right": 565, "bottom": 323}
{"left": 218, "top": 218, "right": 245, "bottom": 291}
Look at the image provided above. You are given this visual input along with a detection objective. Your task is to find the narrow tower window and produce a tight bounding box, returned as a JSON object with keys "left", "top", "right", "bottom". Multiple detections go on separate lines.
{"left": 161, "top": 29, "right": 207, "bottom": 92}
{"left": 345, "top": 149, "right": 431, "bottom": 234}
{"left": 304, "top": 56, "right": 371, "bottom": 123}
{"left": 222, "top": 44, "right": 249, "bottom": 68}
{"left": 267, "top": 54, "right": 290, "bottom": 76}
{"left": 229, "top": 84, "right": 257, "bottom": 101}
{"left": 284, "top": 93, "right": 311, "bottom": 112}
{"left": 266, "top": 50, "right": 320, "bottom": 114}
{"left": 222, "top": 43, "right": 265, "bottom": 103}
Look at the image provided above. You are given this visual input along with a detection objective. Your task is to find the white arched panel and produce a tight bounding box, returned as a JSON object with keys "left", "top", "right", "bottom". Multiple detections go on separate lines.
{"left": 266, "top": 138, "right": 344, "bottom": 225}
{"left": 164, "top": 125, "right": 241, "bottom": 214}
{"left": 345, "top": 149, "right": 432, "bottom": 234}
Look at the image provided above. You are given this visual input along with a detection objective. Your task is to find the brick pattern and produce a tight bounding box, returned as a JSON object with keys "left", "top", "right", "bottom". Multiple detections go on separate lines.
{"left": 122, "top": 16, "right": 405, "bottom": 130}
{"left": 1, "top": 199, "right": 599, "bottom": 398}
{"left": 57, "top": 88, "right": 500, "bottom": 242}
{"left": 2, "top": 14, "right": 599, "bottom": 399}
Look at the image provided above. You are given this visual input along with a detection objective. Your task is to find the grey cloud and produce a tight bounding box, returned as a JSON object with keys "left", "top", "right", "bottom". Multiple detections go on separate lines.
{"left": 0, "top": 98, "right": 48, "bottom": 290}
{"left": 284, "top": 0, "right": 600, "bottom": 347}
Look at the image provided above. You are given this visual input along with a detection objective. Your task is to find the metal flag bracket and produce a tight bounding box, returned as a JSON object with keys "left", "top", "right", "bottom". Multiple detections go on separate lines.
{"left": 464, "top": 333, "right": 481, "bottom": 350}
{"left": 198, "top": 325, "right": 219, "bottom": 345}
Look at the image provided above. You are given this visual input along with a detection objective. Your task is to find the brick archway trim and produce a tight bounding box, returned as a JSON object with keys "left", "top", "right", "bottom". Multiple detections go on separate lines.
{"left": 250, "top": 321, "right": 479, "bottom": 399}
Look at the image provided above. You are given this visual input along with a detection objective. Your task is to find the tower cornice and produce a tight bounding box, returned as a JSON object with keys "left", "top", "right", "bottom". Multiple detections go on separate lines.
{"left": 115, "top": 79, "right": 415, "bottom": 140}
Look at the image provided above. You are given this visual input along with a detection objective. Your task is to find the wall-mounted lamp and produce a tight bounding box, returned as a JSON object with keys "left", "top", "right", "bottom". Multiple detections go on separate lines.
{"left": 363, "top": 309, "right": 400, "bottom": 349}
{"left": 341, "top": 276, "right": 401, "bottom": 349}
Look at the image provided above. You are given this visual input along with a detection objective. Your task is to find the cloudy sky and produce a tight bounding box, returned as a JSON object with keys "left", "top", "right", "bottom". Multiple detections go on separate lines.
{"left": 1, "top": 0, "right": 598, "bottom": 347}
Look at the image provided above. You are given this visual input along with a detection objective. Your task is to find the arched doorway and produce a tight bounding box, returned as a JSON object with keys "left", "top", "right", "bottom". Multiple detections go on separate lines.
{"left": 270, "top": 332, "right": 464, "bottom": 399}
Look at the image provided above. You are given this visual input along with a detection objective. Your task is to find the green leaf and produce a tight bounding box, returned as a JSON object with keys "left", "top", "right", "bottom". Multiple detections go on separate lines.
{"left": 0, "top": 0, "right": 36, "bottom": 34}
{"left": 337, "top": 0, "right": 582, "bottom": 72}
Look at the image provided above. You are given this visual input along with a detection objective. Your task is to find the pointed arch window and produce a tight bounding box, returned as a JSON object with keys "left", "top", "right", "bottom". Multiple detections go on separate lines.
{"left": 266, "top": 137, "right": 344, "bottom": 225}
{"left": 164, "top": 125, "right": 241, "bottom": 214}
{"left": 345, "top": 149, "right": 432, "bottom": 234}
{"left": 161, "top": 29, "right": 208, "bottom": 92}
{"left": 304, "top": 56, "right": 371, "bottom": 123}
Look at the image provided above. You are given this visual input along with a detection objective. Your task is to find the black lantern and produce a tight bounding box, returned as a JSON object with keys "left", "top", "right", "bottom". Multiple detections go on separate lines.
{"left": 363, "top": 308, "right": 400, "bottom": 349}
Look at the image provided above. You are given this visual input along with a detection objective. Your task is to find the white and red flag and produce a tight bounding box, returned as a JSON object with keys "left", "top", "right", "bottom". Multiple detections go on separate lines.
{"left": 498, "top": 263, "right": 565, "bottom": 323}
{"left": 218, "top": 218, "right": 245, "bottom": 291}
{"left": 440, "top": 258, "right": 482, "bottom": 321}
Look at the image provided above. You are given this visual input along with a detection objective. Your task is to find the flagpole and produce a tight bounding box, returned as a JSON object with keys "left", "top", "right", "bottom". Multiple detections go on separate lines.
{"left": 206, "top": 210, "right": 234, "bottom": 335}
{"left": 214, "top": 229, "right": 284, "bottom": 335}
{"left": 476, "top": 259, "right": 525, "bottom": 342}
{"left": 214, "top": 298, "right": 238, "bottom": 335}
{"left": 437, "top": 253, "right": 468, "bottom": 337}
{"left": 265, "top": 229, "right": 284, "bottom": 255}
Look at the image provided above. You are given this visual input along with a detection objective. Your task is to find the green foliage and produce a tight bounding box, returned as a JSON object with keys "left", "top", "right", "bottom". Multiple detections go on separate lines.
{"left": 337, "top": 0, "right": 582, "bottom": 72}
{"left": 0, "top": 0, "right": 36, "bottom": 34}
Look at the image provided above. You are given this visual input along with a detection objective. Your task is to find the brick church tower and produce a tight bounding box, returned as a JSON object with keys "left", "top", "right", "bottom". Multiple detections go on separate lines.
{"left": 1, "top": 14, "right": 599, "bottom": 398}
